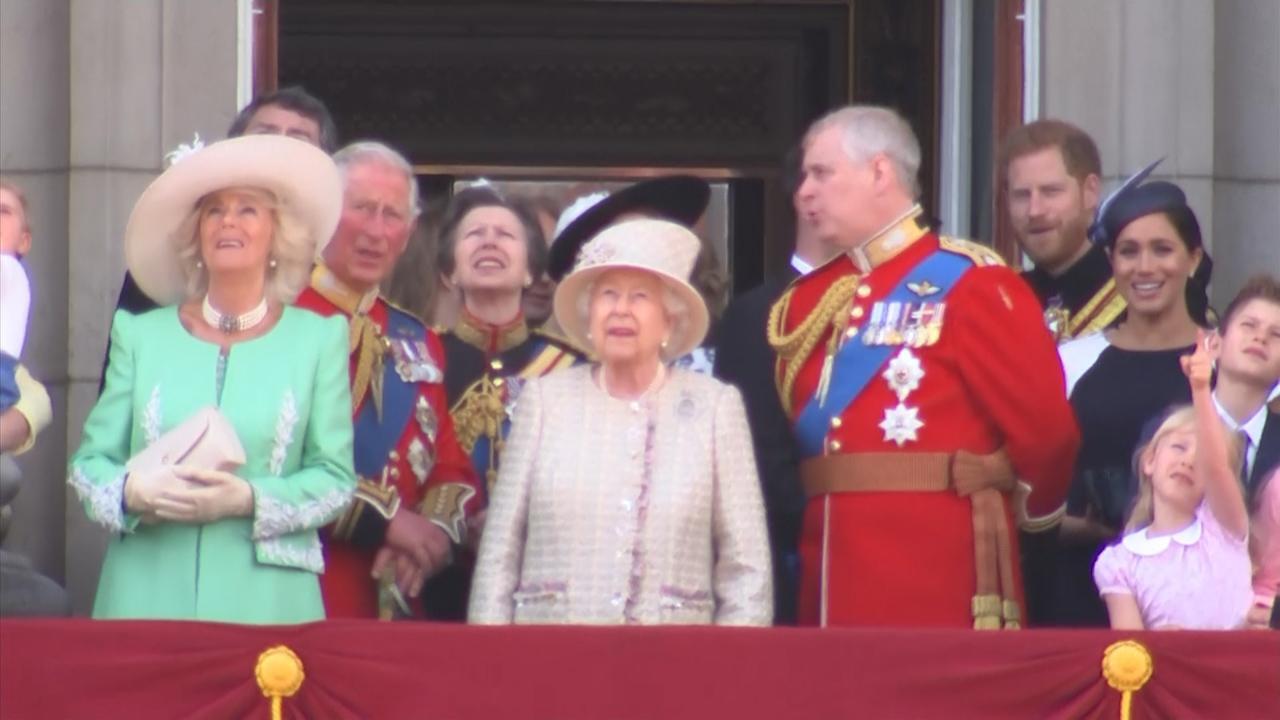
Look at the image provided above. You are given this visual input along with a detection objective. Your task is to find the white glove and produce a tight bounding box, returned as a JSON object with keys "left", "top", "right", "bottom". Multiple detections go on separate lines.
{"left": 123, "top": 465, "right": 189, "bottom": 519}
{"left": 152, "top": 465, "right": 253, "bottom": 524}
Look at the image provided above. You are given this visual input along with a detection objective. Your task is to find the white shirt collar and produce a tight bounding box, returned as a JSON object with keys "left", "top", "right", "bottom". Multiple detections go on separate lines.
{"left": 790, "top": 254, "right": 813, "bottom": 276}
{"left": 1212, "top": 392, "right": 1266, "bottom": 449}
{"left": 1122, "top": 518, "right": 1203, "bottom": 556}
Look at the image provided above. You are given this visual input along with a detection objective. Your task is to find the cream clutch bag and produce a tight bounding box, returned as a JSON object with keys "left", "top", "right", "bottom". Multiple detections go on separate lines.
{"left": 126, "top": 406, "right": 246, "bottom": 474}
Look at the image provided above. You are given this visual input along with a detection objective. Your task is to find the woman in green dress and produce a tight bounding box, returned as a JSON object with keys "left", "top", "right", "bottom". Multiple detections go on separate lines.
{"left": 69, "top": 135, "right": 356, "bottom": 624}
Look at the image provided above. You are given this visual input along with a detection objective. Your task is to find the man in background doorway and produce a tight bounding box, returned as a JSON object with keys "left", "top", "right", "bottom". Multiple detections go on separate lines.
{"left": 714, "top": 148, "right": 835, "bottom": 624}
{"left": 1001, "top": 119, "right": 1121, "bottom": 343}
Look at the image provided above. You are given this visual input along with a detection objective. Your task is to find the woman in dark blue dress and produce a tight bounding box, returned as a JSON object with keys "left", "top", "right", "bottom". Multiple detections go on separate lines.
{"left": 1051, "top": 179, "right": 1214, "bottom": 626}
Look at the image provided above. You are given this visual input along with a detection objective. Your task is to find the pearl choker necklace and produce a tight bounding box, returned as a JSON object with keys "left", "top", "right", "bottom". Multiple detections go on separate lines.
{"left": 202, "top": 295, "right": 269, "bottom": 334}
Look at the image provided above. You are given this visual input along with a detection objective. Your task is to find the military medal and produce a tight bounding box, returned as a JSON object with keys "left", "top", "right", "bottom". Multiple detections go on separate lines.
{"left": 415, "top": 396, "right": 439, "bottom": 444}
{"left": 879, "top": 302, "right": 903, "bottom": 345}
{"left": 879, "top": 403, "right": 924, "bottom": 447}
{"left": 864, "top": 302, "right": 886, "bottom": 346}
{"left": 391, "top": 337, "right": 443, "bottom": 383}
{"left": 1043, "top": 298, "right": 1070, "bottom": 343}
{"left": 882, "top": 348, "right": 924, "bottom": 401}
{"left": 926, "top": 303, "right": 946, "bottom": 345}
{"left": 503, "top": 376, "right": 526, "bottom": 420}
{"left": 909, "top": 304, "right": 939, "bottom": 348}
{"left": 407, "top": 437, "right": 434, "bottom": 486}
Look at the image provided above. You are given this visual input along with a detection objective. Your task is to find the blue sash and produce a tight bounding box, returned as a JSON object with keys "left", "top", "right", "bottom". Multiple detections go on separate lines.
{"left": 352, "top": 307, "right": 422, "bottom": 477}
{"left": 793, "top": 251, "right": 971, "bottom": 458}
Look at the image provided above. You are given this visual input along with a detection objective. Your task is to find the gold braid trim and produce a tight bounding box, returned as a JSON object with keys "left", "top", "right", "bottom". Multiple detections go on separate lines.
{"left": 1068, "top": 279, "right": 1126, "bottom": 338}
{"left": 766, "top": 275, "right": 860, "bottom": 416}
{"left": 349, "top": 314, "right": 386, "bottom": 419}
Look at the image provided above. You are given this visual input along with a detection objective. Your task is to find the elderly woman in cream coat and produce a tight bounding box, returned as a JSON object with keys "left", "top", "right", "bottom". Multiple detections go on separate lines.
{"left": 468, "top": 218, "right": 771, "bottom": 625}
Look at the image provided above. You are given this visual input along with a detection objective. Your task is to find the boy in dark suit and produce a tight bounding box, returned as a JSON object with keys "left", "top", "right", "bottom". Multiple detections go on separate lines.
{"left": 1207, "top": 274, "right": 1280, "bottom": 627}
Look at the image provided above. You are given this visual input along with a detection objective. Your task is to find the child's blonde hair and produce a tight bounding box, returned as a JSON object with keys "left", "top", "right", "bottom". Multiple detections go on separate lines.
{"left": 1126, "top": 405, "right": 1244, "bottom": 532}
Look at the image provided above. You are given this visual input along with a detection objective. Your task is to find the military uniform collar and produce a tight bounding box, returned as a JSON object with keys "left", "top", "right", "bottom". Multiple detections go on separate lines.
{"left": 310, "top": 263, "right": 379, "bottom": 316}
{"left": 847, "top": 204, "right": 930, "bottom": 273}
{"left": 454, "top": 307, "right": 530, "bottom": 355}
{"left": 1026, "top": 242, "right": 1111, "bottom": 309}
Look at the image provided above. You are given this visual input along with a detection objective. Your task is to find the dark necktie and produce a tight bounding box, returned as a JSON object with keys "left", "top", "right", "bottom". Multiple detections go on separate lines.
{"left": 1239, "top": 430, "right": 1252, "bottom": 485}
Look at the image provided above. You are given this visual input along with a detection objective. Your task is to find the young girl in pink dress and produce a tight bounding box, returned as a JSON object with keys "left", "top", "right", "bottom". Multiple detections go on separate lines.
{"left": 1093, "top": 331, "right": 1253, "bottom": 630}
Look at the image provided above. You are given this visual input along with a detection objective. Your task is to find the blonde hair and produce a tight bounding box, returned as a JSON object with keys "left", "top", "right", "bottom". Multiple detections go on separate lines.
{"left": 173, "top": 186, "right": 314, "bottom": 304}
{"left": 1126, "top": 405, "right": 1245, "bottom": 533}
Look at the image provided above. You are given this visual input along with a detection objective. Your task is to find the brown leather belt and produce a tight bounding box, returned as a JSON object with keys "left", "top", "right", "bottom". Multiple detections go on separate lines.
{"left": 801, "top": 448, "right": 1022, "bottom": 630}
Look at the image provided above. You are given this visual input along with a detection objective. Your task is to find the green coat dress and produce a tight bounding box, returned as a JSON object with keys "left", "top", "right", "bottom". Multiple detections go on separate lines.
{"left": 69, "top": 306, "right": 356, "bottom": 624}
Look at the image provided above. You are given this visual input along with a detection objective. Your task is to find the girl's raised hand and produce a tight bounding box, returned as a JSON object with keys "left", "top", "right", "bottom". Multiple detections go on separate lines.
{"left": 1180, "top": 328, "right": 1214, "bottom": 393}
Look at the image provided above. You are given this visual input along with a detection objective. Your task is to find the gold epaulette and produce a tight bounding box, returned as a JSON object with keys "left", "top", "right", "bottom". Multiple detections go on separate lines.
{"left": 939, "top": 236, "right": 1007, "bottom": 267}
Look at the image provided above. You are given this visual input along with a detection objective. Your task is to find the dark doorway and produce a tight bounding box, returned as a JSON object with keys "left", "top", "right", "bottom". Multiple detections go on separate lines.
{"left": 267, "top": 1, "right": 939, "bottom": 299}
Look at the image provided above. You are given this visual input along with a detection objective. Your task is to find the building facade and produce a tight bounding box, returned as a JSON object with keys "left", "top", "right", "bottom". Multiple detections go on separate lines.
{"left": 2, "top": 0, "right": 1276, "bottom": 613}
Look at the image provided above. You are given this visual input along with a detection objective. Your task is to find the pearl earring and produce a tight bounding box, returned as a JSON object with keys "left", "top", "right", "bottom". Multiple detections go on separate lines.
{"left": 269, "top": 258, "right": 278, "bottom": 269}
{"left": 195, "top": 259, "right": 204, "bottom": 269}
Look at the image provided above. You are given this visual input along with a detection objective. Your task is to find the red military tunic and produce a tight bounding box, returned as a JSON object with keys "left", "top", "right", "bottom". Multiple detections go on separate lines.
{"left": 771, "top": 205, "right": 1079, "bottom": 628}
{"left": 296, "top": 266, "right": 482, "bottom": 619}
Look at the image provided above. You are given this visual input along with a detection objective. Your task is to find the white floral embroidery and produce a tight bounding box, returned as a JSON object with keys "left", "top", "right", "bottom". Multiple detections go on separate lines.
{"left": 253, "top": 488, "right": 353, "bottom": 540}
{"left": 142, "top": 386, "right": 162, "bottom": 446}
{"left": 68, "top": 467, "right": 126, "bottom": 533}
{"left": 268, "top": 390, "right": 299, "bottom": 477}
{"left": 257, "top": 535, "right": 325, "bottom": 574}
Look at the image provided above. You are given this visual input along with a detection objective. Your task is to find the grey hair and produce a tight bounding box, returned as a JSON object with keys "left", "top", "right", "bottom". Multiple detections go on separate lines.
{"left": 807, "top": 105, "right": 921, "bottom": 199}
{"left": 174, "top": 186, "right": 314, "bottom": 304}
{"left": 579, "top": 271, "right": 690, "bottom": 361}
{"left": 332, "top": 140, "right": 421, "bottom": 218}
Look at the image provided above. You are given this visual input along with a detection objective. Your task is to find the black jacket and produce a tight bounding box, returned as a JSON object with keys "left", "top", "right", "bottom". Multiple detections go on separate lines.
{"left": 713, "top": 268, "right": 805, "bottom": 625}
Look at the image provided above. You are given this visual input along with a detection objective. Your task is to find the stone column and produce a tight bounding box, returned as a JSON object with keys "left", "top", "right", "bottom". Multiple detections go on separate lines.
{"left": 61, "top": 0, "right": 240, "bottom": 614}
{"left": 1042, "top": 0, "right": 1216, "bottom": 251}
{"left": 1, "top": 0, "right": 242, "bottom": 615}
{"left": 1211, "top": 0, "right": 1280, "bottom": 308}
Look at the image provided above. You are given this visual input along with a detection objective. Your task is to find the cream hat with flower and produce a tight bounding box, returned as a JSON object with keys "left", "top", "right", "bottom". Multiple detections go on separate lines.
{"left": 552, "top": 218, "right": 709, "bottom": 360}
{"left": 124, "top": 134, "right": 342, "bottom": 305}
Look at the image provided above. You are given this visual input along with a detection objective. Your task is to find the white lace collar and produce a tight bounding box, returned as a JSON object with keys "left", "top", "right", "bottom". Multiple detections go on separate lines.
{"left": 1122, "top": 518, "right": 1203, "bottom": 556}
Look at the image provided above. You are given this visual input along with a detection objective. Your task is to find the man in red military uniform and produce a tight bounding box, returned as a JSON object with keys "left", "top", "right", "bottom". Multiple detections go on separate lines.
{"left": 771, "top": 106, "right": 1079, "bottom": 628}
{"left": 296, "top": 141, "right": 482, "bottom": 619}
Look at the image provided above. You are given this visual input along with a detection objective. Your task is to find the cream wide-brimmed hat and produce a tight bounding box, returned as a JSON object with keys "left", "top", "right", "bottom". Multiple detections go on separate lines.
{"left": 552, "top": 218, "right": 710, "bottom": 360}
{"left": 124, "top": 134, "right": 342, "bottom": 304}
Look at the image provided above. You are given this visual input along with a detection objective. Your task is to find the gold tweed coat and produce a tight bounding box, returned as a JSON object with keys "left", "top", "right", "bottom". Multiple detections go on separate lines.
{"left": 468, "top": 364, "right": 772, "bottom": 625}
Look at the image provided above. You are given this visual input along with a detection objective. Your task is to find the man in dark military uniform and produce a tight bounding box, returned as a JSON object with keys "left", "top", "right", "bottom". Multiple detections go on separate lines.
{"left": 422, "top": 186, "right": 585, "bottom": 620}
{"left": 1001, "top": 119, "right": 1124, "bottom": 342}
{"left": 296, "top": 141, "right": 482, "bottom": 619}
